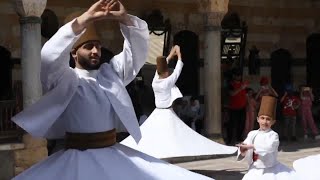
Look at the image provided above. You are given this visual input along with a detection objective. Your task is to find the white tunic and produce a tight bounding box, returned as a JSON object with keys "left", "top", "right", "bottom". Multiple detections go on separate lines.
{"left": 63, "top": 68, "right": 116, "bottom": 133}
{"left": 152, "top": 60, "right": 184, "bottom": 108}
{"left": 121, "top": 59, "right": 237, "bottom": 159}
{"left": 12, "top": 15, "right": 212, "bottom": 180}
{"left": 13, "top": 15, "right": 146, "bottom": 142}
{"left": 237, "top": 129, "right": 299, "bottom": 180}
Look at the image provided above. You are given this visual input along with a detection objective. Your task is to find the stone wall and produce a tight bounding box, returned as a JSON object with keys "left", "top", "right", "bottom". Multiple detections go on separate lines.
{"left": 0, "top": 0, "right": 21, "bottom": 57}
{"left": 0, "top": 135, "right": 48, "bottom": 178}
{"left": 229, "top": 0, "right": 320, "bottom": 59}
{"left": 2, "top": 0, "right": 317, "bottom": 60}
{"left": 243, "top": 65, "right": 306, "bottom": 92}
{"left": 13, "top": 135, "right": 47, "bottom": 175}
{"left": 0, "top": 0, "right": 311, "bottom": 106}
{"left": 0, "top": 143, "right": 24, "bottom": 179}
{"left": 0, "top": 0, "right": 202, "bottom": 58}
{"left": 0, "top": 150, "right": 14, "bottom": 180}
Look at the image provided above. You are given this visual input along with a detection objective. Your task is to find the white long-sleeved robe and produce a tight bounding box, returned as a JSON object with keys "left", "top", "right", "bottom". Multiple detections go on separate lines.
{"left": 12, "top": 15, "right": 148, "bottom": 142}
{"left": 237, "top": 129, "right": 299, "bottom": 180}
{"left": 152, "top": 59, "right": 184, "bottom": 108}
{"left": 12, "top": 15, "right": 213, "bottom": 180}
{"left": 121, "top": 59, "right": 237, "bottom": 159}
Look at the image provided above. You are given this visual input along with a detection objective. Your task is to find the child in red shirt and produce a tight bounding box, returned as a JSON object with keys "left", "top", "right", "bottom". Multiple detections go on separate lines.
{"left": 280, "top": 84, "right": 300, "bottom": 141}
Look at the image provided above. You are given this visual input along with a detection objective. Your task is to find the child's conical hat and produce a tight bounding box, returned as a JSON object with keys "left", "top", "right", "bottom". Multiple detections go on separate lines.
{"left": 258, "top": 96, "right": 277, "bottom": 119}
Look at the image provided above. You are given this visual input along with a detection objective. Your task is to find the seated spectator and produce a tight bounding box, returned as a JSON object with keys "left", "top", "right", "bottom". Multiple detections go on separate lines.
{"left": 189, "top": 96, "right": 201, "bottom": 130}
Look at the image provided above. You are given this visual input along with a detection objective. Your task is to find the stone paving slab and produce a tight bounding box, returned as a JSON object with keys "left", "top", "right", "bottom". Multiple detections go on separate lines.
{"left": 174, "top": 140, "right": 320, "bottom": 180}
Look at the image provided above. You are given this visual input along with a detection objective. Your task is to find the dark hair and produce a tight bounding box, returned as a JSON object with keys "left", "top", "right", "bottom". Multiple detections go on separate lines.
{"left": 285, "top": 83, "right": 294, "bottom": 92}
{"left": 190, "top": 96, "right": 198, "bottom": 102}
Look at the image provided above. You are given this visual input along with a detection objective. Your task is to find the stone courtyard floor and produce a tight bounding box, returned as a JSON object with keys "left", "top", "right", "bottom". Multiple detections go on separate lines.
{"left": 173, "top": 139, "right": 320, "bottom": 180}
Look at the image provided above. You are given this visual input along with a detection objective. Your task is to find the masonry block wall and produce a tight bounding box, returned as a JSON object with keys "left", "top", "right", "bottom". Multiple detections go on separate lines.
{"left": 229, "top": 0, "right": 320, "bottom": 59}
{"left": 2, "top": 0, "right": 320, "bottom": 61}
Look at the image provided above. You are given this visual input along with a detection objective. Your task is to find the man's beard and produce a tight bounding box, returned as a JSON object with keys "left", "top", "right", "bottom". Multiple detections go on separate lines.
{"left": 77, "top": 55, "right": 101, "bottom": 70}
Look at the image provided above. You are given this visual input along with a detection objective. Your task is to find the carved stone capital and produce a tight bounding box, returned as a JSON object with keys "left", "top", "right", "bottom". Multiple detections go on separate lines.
{"left": 14, "top": 0, "right": 47, "bottom": 17}
{"left": 204, "top": 11, "right": 225, "bottom": 30}
{"left": 198, "top": 0, "right": 229, "bottom": 14}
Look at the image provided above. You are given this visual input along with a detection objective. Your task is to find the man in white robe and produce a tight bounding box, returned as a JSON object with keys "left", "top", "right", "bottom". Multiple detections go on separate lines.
{"left": 12, "top": 1, "right": 214, "bottom": 179}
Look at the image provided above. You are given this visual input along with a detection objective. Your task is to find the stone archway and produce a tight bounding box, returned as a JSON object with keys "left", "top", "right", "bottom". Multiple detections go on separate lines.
{"left": 173, "top": 30, "right": 200, "bottom": 96}
{"left": 0, "top": 46, "right": 13, "bottom": 100}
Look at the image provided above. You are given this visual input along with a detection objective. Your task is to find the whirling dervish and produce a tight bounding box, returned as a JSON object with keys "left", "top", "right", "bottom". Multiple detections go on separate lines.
{"left": 11, "top": 1, "right": 214, "bottom": 179}
{"left": 121, "top": 45, "right": 237, "bottom": 159}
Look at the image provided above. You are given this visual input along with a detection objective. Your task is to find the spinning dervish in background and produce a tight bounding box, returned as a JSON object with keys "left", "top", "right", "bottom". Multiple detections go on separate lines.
{"left": 121, "top": 45, "right": 237, "bottom": 159}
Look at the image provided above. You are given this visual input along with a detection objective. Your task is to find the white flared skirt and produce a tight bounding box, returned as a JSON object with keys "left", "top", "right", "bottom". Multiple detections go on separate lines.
{"left": 121, "top": 108, "right": 237, "bottom": 159}
{"left": 242, "top": 163, "right": 299, "bottom": 180}
{"left": 13, "top": 143, "right": 213, "bottom": 180}
{"left": 293, "top": 154, "right": 320, "bottom": 180}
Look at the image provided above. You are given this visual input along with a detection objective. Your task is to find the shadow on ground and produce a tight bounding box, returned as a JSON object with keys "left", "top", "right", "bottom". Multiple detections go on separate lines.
{"left": 191, "top": 169, "right": 245, "bottom": 180}
{"left": 164, "top": 153, "right": 236, "bottom": 164}
{"left": 279, "top": 139, "right": 320, "bottom": 152}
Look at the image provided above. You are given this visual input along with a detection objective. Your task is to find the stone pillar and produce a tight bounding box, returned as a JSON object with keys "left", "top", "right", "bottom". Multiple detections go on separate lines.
{"left": 198, "top": 0, "right": 228, "bottom": 143}
{"left": 203, "top": 12, "right": 225, "bottom": 142}
{"left": 13, "top": 0, "right": 47, "bottom": 175}
{"left": 15, "top": 0, "right": 46, "bottom": 107}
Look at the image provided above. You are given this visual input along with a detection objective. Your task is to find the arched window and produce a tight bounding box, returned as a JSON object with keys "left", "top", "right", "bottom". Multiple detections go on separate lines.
{"left": 144, "top": 10, "right": 171, "bottom": 65}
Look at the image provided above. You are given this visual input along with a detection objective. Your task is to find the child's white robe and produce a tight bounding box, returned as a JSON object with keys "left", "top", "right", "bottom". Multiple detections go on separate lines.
{"left": 237, "top": 129, "right": 299, "bottom": 180}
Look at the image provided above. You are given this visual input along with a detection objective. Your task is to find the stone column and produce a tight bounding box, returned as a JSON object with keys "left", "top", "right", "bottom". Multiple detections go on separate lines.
{"left": 203, "top": 12, "right": 225, "bottom": 142}
{"left": 198, "top": 0, "right": 229, "bottom": 143}
{"left": 13, "top": 0, "right": 47, "bottom": 175}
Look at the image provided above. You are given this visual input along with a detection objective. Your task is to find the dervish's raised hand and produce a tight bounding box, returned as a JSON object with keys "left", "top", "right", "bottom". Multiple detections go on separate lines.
{"left": 174, "top": 45, "right": 182, "bottom": 60}
{"left": 167, "top": 45, "right": 182, "bottom": 61}
{"left": 84, "top": 0, "right": 127, "bottom": 20}
{"left": 167, "top": 47, "right": 176, "bottom": 60}
{"left": 73, "top": 0, "right": 132, "bottom": 34}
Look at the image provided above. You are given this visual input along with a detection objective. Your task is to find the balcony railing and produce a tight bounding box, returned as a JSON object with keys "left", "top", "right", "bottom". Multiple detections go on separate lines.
{"left": 0, "top": 100, "right": 23, "bottom": 143}
{"left": 0, "top": 80, "right": 24, "bottom": 143}
{"left": 0, "top": 100, "right": 18, "bottom": 130}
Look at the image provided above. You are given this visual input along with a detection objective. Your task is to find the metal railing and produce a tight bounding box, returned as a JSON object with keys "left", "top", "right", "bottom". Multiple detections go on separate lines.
{"left": 0, "top": 100, "right": 17, "bottom": 130}
{"left": 0, "top": 100, "right": 23, "bottom": 143}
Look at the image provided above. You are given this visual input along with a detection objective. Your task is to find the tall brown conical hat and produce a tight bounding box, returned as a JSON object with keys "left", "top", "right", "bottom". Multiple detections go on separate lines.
{"left": 258, "top": 96, "right": 277, "bottom": 119}
{"left": 156, "top": 56, "right": 168, "bottom": 75}
{"left": 64, "top": 11, "right": 100, "bottom": 49}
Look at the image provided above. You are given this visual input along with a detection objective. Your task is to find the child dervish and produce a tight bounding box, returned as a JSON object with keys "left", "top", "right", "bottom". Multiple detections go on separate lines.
{"left": 236, "top": 96, "right": 299, "bottom": 180}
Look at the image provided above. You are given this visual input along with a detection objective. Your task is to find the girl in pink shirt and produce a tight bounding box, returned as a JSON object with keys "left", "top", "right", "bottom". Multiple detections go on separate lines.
{"left": 300, "top": 87, "right": 319, "bottom": 139}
